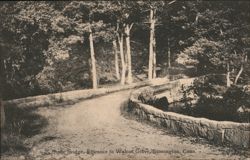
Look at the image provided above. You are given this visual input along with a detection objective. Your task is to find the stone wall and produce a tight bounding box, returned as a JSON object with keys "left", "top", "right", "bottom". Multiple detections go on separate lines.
{"left": 4, "top": 81, "right": 153, "bottom": 109}
{"left": 128, "top": 79, "right": 250, "bottom": 149}
{"left": 3, "top": 75, "right": 189, "bottom": 109}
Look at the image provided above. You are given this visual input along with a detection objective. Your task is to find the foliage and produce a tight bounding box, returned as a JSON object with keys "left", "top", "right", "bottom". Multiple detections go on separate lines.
{"left": 0, "top": 2, "right": 50, "bottom": 99}
{"left": 0, "top": 1, "right": 249, "bottom": 99}
{"left": 223, "top": 85, "right": 250, "bottom": 110}
{"left": 175, "top": 1, "right": 250, "bottom": 78}
{"left": 181, "top": 76, "right": 250, "bottom": 122}
{"left": 1, "top": 105, "right": 48, "bottom": 153}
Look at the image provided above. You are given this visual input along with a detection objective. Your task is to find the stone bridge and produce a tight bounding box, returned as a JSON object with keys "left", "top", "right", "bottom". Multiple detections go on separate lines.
{"left": 2, "top": 79, "right": 248, "bottom": 160}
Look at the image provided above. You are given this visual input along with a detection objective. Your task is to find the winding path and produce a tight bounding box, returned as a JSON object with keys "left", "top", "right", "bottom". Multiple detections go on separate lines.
{"left": 18, "top": 90, "right": 246, "bottom": 159}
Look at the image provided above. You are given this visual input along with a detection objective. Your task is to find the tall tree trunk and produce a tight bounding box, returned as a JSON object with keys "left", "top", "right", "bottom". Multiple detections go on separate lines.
{"left": 113, "top": 40, "right": 120, "bottom": 80}
{"left": 226, "top": 62, "right": 231, "bottom": 87}
{"left": 153, "top": 29, "right": 156, "bottom": 79}
{"left": 89, "top": 26, "right": 98, "bottom": 89}
{"left": 148, "top": 8, "right": 156, "bottom": 80}
{"left": 0, "top": 48, "right": 5, "bottom": 128}
{"left": 118, "top": 33, "right": 126, "bottom": 85}
{"left": 168, "top": 38, "right": 171, "bottom": 68}
{"left": 125, "top": 24, "right": 133, "bottom": 84}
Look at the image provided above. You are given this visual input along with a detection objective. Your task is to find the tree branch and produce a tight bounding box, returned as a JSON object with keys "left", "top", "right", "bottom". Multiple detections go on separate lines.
{"left": 129, "top": 23, "right": 134, "bottom": 30}
{"left": 168, "top": 0, "right": 176, "bottom": 5}
{"left": 116, "top": 22, "right": 119, "bottom": 32}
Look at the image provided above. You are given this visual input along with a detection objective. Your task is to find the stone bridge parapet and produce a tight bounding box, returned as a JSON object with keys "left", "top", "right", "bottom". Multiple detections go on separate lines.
{"left": 128, "top": 79, "right": 250, "bottom": 149}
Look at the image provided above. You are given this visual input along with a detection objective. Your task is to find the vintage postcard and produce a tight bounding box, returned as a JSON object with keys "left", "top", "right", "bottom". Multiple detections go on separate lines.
{"left": 1, "top": 1, "right": 249, "bottom": 160}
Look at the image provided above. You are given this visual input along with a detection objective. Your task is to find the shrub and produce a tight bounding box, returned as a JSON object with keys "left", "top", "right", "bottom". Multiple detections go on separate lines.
{"left": 223, "top": 85, "right": 250, "bottom": 108}
{"left": 1, "top": 106, "right": 48, "bottom": 154}
{"left": 223, "top": 85, "right": 250, "bottom": 122}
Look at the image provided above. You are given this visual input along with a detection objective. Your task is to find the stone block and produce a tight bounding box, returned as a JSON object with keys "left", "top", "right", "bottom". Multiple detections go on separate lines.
{"left": 198, "top": 125, "right": 208, "bottom": 138}
{"left": 147, "top": 114, "right": 155, "bottom": 122}
{"left": 162, "top": 119, "right": 171, "bottom": 129}
{"left": 170, "top": 120, "right": 182, "bottom": 133}
{"left": 199, "top": 118, "right": 218, "bottom": 129}
{"left": 167, "top": 112, "right": 181, "bottom": 121}
{"left": 235, "top": 123, "right": 250, "bottom": 131}
{"left": 177, "top": 114, "right": 200, "bottom": 125}
{"left": 211, "top": 129, "right": 224, "bottom": 143}
{"left": 155, "top": 117, "right": 164, "bottom": 127}
{"left": 224, "top": 129, "right": 250, "bottom": 148}
{"left": 139, "top": 110, "right": 147, "bottom": 120}
{"left": 217, "top": 121, "right": 241, "bottom": 129}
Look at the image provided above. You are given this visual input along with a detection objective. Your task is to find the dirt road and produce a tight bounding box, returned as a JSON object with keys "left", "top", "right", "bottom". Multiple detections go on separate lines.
{"left": 3, "top": 90, "right": 247, "bottom": 160}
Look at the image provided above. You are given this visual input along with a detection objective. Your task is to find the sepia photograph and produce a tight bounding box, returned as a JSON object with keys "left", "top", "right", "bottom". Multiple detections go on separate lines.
{"left": 0, "top": 1, "right": 249, "bottom": 160}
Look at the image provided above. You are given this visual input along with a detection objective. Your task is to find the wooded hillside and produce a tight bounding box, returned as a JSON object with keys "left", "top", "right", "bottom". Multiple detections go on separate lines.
{"left": 0, "top": 1, "right": 249, "bottom": 100}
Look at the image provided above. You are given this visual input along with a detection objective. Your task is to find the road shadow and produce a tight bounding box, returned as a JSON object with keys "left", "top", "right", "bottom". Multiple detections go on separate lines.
{"left": 119, "top": 99, "right": 131, "bottom": 117}
{"left": 1, "top": 105, "right": 48, "bottom": 154}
